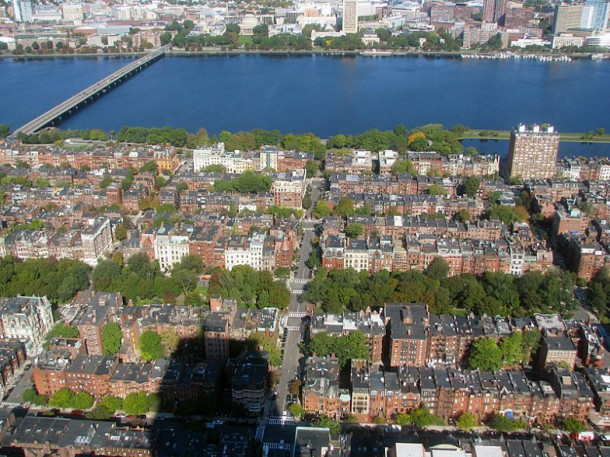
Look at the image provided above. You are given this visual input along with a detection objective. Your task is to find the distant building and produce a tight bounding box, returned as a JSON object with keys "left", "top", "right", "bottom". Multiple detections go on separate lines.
{"left": 584, "top": 0, "right": 610, "bottom": 30}
{"left": 384, "top": 303, "right": 429, "bottom": 368}
{"left": 231, "top": 352, "right": 268, "bottom": 415}
{"left": 538, "top": 336, "right": 578, "bottom": 371}
{"left": 12, "top": 0, "right": 33, "bottom": 22}
{"left": 482, "top": 0, "right": 507, "bottom": 24}
{"left": 81, "top": 217, "right": 113, "bottom": 266}
{"left": 507, "top": 124, "right": 560, "bottom": 180}
{"left": 553, "top": 4, "right": 584, "bottom": 33}
{"left": 342, "top": 0, "right": 358, "bottom": 33}
{"left": 153, "top": 225, "right": 189, "bottom": 271}
{"left": 0, "top": 296, "right": 53, "bottom": 355}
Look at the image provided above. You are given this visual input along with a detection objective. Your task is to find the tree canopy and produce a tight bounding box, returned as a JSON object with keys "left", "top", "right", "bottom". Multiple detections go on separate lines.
{"left": 91, "top": 253, "right": 180, "bottom": 304}
{"left": 209, "top": 266, "right": 291, "bottom": 309}
{"left": 306, "top": 331, "right": 369, "bottom": 368}
{"left": 0, "top": 257, "right": 90, "bottom": 304}
{"left": 139, "top": 330, "right": 164, "bottom": 361}
{"left": 101, "top": 322, "right": 122, "bottom": 356}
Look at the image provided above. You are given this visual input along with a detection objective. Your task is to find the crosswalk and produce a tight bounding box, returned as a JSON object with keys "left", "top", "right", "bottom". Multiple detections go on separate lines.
{"left": 268, "top": 417, "right": 296, "bottom": 425}
{"left": 289, "top": 312, "right": 307, "bottom": 318}
{"left": 292, "top": 278, "right": 308, "bottom": 284}
{"left": 285, "top": 325, "right": 301, "bottom": 331}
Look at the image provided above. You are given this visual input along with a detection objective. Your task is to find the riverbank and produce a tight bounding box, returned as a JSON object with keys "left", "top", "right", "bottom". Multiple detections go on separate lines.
{"left": 0, "top": 51, "right": 147, "bottom": 60}
{"left": 1, "top": 47, "right": 608, "bottom": 60}
{"left": 461, "top": 129, "right": 610, "bottom": 143}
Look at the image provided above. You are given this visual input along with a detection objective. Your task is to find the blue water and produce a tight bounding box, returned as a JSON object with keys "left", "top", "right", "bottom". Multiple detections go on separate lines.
{"left": 1, "top": 55, "right": 609, "bottom": 157}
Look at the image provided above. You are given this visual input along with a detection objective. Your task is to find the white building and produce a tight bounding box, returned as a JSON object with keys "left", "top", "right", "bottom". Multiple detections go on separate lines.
{"left": 81, "top": 217, "right": 113, "bottom": 266}
{"left": 154, "top": 226, "right": 190, "bottom": 271}
{"left": 12, "top": 0, "right": 33, "bottom": 22}
{"left": 193, "top": 143, "right": 257, "bottom": 174}
{"left": 378, "top": 149, "right": 399, "bottom": 174}
{"left": 343, "top": 0, "right": 358, "bottom": 33}
{"left": 0, "top": 296, "right": 54, "bottom": 355}
{"left": 344, "top": 239, "right": 369, "bottom": 271}
{"left": 61, "top": 3, "right": 83, "bottom": 23}
{"left": 351, "top": 149, "right": 373, "bottom": 173}
{"left": 224, "top": 234, "right": 267, "bottom": 271}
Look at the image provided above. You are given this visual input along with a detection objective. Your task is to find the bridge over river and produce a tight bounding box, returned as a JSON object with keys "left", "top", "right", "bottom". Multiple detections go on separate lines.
{"left": 10, "top": 46, "right": 168, "bottom": 137}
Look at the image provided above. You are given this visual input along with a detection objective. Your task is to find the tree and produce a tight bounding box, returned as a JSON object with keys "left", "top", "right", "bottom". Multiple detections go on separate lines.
{"left": 428, "top": 184, "right": 448, "bottom": 196}
{"left": 562, "top": 417, "right": 585, "bottom": 434}
{"left": 23, "top": 388, "right": 47, "bottom": 406}
{"left": 49, "top": 389, "right": 75, "bottom": 408}
{"left": 499, "top": 332, "right": 523, "bottom": 366}
{"left": 456, "top": 412, "right": 477, "bottom": 431}
{"left": 34, "top": 177, "right": 51, "bottom": 188}
{"left": 99, "top": 175, "right": 113, "bottom": 189}
{"left": 100, "top": 395, "right": 123, "bottom": 413}
{"left": 455, "top": 209, "right": 470, "bottom": 223}
{"left": 409, "top": 136, "right": 430, "bottom": 151}
{"left": 102, "top": 322, "right": 122, "bottom": 356}
{"left": 391, "top": 159, "right": 415, "bottom": 176}
{"left": 305, "top": 159, "right": 319, "bottom": 178}
{"left": 345, "top": 223, "right": 365, "bottom": 239}
{"left": 289, "top": 379, "right": 302, "bottom": 396}
{"left": 248, "top": 332, "right": 281, "bottom": 366}
{"left": 147, "top": 393, "right": 161, "bottom": 412}
{"left": 85, "top": 405, "right": 113, "bottom": 420}
{"left": 123, "top": 392, "right": 149, "bottom": 415}
{"left": 404, "top": 408, "right": 444, "bottom": 428}
{"left": 314, "top": 415, "right": 341, "bottom": 435}
{"left": 288, "top": 403, "right": 303, "bottom": 418}
{"left": 159, "top": 328, "right": 180, "bottom": 355}
{"left": 139, "top": 160, "right": 158, "bottom": 173}
{"left": 139, "top": 330, "right": 163, "bottom": 361}
{"left": 114, "top": 225, "right": 128, "bottom": 241}
{"left": 487, "top": 414, "right": 526, "bottom": 432}
{"left": 461, "top": 176, "right": 480, "bottom": 197}
{"left": 306, "top": 331, "right": 369, "bottom": 368}
{"left": 0, "top": 125, "right": 10, "bottom": 138}
{"left": 112, "top": 252, "right": 124, "bottom": 267}
{"left": 335, "top": 196, "right": 355, "bottom": 217}
{"left": 425, "top": 257, "right": 450, "bottom": 281}
{"left": 71, "top": 392, "right": 94, "bottom": 410}
{"left": 396, "top": 414, "right": 410, "bottom": 426}
{"left": 488, "top": 191, "right": 502, "bottom": 205}
{"left": 313, "top": 200, "right": 332, "bottom": 218}
{"left": 468, "top": 337, "right": 503, "bottom": 371}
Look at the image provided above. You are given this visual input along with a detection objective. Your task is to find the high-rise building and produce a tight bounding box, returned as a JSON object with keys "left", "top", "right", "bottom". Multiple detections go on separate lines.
{"left": 482, "top": 0, "right": 507, "bottom": 24}
{"left": 554, "top": 4, "right": 584, "bottom": 33}
{"left": 507, "top": 124, "right": 560, "bottom": 180}
{"left": 584, "top": 0, "right": 609, "bottom": 30}
{"left": 12, "top": 0, "right": 32, "bottom": 22}
{"left": 342, "top": 0, "right": 358, "bottom": 33}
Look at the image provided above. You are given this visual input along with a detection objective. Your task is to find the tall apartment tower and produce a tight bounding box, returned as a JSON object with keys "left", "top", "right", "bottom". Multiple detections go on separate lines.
{"left": 343, "top": 0, "right": 358, "bottom": 33}
{"left": 507, "top": 124, "right": 560, "bottom": 180}
{"left": 553, "top": 4, "right": 584, "bottom": 33}
{"left": 12, "top": 0, "right": 32, "bottom": 22}
{"left": 482, "top": 0, "right": 507, "bottom": 24}
{"left": 584, "top": 0, "right": 610, "bottom": 30}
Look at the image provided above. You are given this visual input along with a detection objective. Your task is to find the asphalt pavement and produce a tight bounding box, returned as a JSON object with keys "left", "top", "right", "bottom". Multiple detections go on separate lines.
{"left": 268, "top": 177, "right": 325, "bottom": 420}
{"left": 5, "top": 366, "right": 33, "bottom": 405}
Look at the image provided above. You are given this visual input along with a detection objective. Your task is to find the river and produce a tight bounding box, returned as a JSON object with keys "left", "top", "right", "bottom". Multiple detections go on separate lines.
{"left": 1, "top": 54, "right": 609, "bottom": 157}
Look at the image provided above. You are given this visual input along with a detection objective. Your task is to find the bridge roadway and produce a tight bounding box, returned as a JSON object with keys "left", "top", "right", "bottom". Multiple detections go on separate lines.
{"left": 11, "top": 46, "right": 168, "bottom": 137}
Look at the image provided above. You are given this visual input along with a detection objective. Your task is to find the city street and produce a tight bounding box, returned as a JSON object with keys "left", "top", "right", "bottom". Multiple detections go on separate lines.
{"left": 3, "top": 366, "right": 33, "bottom": 406}
{"left": 270, "top": 177, "right": 324, "bottom": 419}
